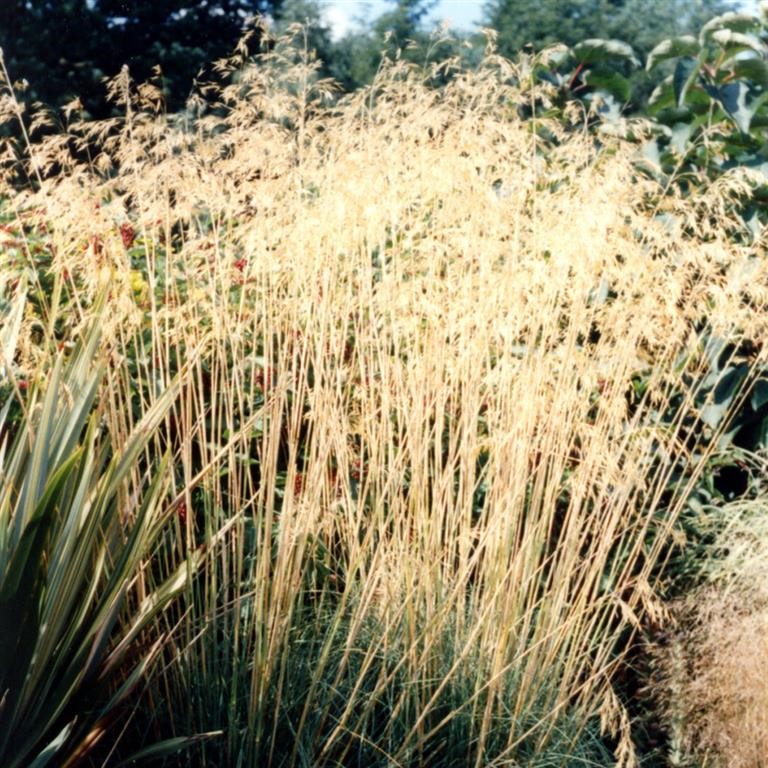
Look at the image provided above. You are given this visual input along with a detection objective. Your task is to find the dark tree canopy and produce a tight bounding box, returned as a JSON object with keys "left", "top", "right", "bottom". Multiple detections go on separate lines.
{"left": 0, "top": 1, "right": 281, "bottom": 114}
{"left": 0, "top": 0, "right": 743, "bottom": 117}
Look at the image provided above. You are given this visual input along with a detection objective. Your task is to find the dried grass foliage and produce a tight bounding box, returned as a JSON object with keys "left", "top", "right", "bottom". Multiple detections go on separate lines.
{"left": 2, "top": 31, "right": 768, "bottom": 765}
{"left": 653, "top": 496, "right": 768, "bottom": 768}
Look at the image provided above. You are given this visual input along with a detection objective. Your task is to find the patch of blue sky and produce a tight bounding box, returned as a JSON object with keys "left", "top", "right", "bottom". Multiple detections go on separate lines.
{"left": 318, "top": 1, "right": 485, "bottom": 40}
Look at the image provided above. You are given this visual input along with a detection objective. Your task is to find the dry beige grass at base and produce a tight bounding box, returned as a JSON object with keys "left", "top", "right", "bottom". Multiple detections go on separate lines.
{"left": 653, "top": 493, "right": 768, "bottom": 768}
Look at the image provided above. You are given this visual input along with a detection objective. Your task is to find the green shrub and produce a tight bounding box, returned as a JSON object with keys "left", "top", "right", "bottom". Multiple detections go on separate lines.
{"left": 0, "top": 310, "right": 196, "bottom": 767}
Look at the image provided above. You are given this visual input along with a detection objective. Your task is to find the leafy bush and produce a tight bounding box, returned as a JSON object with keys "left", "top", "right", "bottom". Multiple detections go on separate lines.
{"left": 0, "top": 310, "right": 197, "bottom": 766}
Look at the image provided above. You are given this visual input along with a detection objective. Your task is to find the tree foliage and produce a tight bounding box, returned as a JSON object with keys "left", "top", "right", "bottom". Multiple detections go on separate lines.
{"left": 325, "top": 0, "right": 444, "bottom": 90}
{"left": 484, "top": 0, "right": 736, "bottom": 59}
{"left": 0, "top": 0, "right": 281, "bottom": 114}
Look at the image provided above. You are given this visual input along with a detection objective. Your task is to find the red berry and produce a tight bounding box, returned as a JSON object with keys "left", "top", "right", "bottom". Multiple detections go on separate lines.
{"left": 253, "top": 366, "right": 275, "bottom": 391}
{"left": 120, "top": 223, "right": 135, "bottom": 248}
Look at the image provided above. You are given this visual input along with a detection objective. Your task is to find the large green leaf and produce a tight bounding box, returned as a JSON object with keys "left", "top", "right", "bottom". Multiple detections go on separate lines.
{"left": 705, "top": 81, "right": 757, "bottom": 133}
{"left": 699, "top": 11, "right": 761, "bottom": 45}
{"left": 673, "top": 57, "right": 701, "bottom": 108}
{"left": 732, "top": 58, "right": 768, "bottom": 88}
{"left": 648, "top": 76, "right": 676, "bottom": 113}
{"left": 583, "top": 69, "right": 632, "bottom": 102}
{"left": 751, "top": 379, "right": 768, "bottom": 411}
{"left": 699, "top": 364, "right": 751, "bottom": 429}
{"left": 572, "top": 38, "right": 640, "bottom": 69}
{"left": 646, "top": 36, "right": 700, "bottom": 72}
{"left": 709, "top": 29, "right": 767, "bottom": 57}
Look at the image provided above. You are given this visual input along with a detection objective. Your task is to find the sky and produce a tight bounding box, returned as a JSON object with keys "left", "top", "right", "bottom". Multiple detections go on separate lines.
{"left": 318, "top": 0, "right": 761, "bottom": 41}
{"left": 318, "top": 1, "right": 486, "bottom": 40}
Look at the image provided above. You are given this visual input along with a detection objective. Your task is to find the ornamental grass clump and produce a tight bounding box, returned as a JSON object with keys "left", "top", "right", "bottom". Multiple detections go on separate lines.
{"left": 652, "top": 490, "right": 768, "bottom": 768}
{"left": 1, "top": 27, "right": 767, "bottom": 766}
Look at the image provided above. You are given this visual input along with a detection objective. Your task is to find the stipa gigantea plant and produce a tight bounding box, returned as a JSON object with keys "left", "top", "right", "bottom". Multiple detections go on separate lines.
{"left": 2, "top": 27, "right": 768, "bottom": 766}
